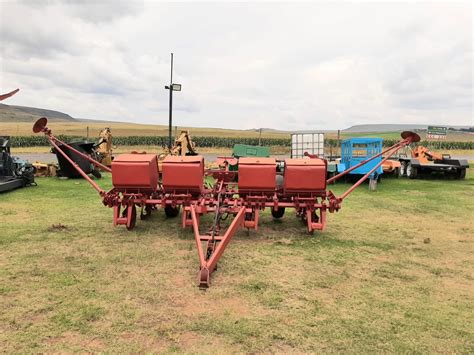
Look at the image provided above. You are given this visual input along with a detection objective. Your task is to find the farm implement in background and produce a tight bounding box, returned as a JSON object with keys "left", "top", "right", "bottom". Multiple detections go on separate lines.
{"left": 398, "top": 145, "right": 469, "bottom": 179}
{"left": 0, "top": 88, "right": 36, "bottom": 193}
{"left": 157, "top": 130, "right": 199, "bottom": 172}
{"left": 33, "top": 117, "right": 420, "bottom": 287}
{"left": 35, "top": 128, "right": 114, "bottom": 179}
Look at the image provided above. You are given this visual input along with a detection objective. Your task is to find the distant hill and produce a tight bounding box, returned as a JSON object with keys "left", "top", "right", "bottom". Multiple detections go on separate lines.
{"left": 0, "top": 103, "right": 76, "bottom": 122}
{"left": 344, "top": 124, "right": 472, "bottom": 133}
{"left": 246, "top": 128, "right": 291, "bottom": 133}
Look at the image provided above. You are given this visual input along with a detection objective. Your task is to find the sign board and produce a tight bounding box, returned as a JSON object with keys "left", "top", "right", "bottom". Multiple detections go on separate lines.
{"left": 426, "top": 126, "right": 447, "bottom": 140}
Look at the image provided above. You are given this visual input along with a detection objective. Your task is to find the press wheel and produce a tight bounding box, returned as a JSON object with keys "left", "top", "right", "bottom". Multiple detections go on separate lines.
{"left": 123, "top": 205, "right": 137, "bottom": 230}
{"left": 140, "top": 205, "right": 153, "bottom": 220}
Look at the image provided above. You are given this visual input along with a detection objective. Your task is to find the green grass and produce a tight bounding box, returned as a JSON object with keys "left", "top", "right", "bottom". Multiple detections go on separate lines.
{"left": 0, "top": 170, "right": 473, "bottom": 352}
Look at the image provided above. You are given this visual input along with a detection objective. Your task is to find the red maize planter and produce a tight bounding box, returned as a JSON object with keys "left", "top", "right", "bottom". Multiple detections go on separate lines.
{"left": 33, "top": 117, "right": 420, "bottom": 288}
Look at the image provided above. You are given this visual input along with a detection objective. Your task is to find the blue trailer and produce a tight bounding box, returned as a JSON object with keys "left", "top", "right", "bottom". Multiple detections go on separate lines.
{"left": 341, "top": 138, "right": 383, "bottom": 180}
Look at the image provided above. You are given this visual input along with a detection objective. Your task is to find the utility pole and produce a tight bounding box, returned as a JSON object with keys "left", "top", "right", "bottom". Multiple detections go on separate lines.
{"left": 165, "top": 53, "right": 182, "bottom": 149}
{"left": 337, "top": 129, "right": 341, "bottom": 157}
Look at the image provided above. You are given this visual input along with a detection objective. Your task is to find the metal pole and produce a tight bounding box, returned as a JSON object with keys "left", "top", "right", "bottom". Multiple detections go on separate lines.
{"left": 339, "top": 144, "right": 406, "bottom": 201}
{"left": 337, "top": 129, "right": 341, "bottom": 157}
{"left": 169, "top": 88, "right": 173, "bottom": 149}
{"left": 168, "top": 53, "right": 174, "bottom": 149}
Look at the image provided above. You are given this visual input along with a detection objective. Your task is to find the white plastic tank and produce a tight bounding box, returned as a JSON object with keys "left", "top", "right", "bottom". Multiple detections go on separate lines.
{"left": 290, "top": 132, "right": 325, "bottom": 158}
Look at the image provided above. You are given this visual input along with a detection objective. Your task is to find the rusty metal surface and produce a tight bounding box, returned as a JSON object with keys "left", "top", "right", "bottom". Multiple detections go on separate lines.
{"left": 33, "top": 117, "right": 48, "bottom": 133}
{"left": 401, "top": 131, "right": 421, "bottom": 143}
{"left": 0, "top": 88, "right": 19, "bottom": 101}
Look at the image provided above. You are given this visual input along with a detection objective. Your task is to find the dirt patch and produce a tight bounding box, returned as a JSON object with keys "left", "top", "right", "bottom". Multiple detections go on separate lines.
{"left": 47, "top": 224, "right": 71, "bottom": 232}
{"left": 177, "top": 331, "right": 237, "bottom": 352}
{"left": 46, "top": 331, "right": 105, "bottom": 351}
{"left": 119, "top": 332, "right": 168, "bottom": 351}
{"left": 169, "top": 292, "right": 252, "bottom": 317}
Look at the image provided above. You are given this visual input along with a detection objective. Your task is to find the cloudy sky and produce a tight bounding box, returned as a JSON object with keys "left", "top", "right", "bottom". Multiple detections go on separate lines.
{"left": 0, "top": 0, "right": 472, "bottom": 130}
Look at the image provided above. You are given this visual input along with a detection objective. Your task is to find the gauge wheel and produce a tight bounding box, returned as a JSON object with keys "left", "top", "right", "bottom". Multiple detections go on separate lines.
{"left": 164, "top": 205, "right": 180, "bottom": 218}
{"left": 140, "top": 205, "right": 153, "bottom": 220}
{"left": 122, "top": 205, "right": 137, "bottom": 231}
{"left": 271, "top": 207, "right": 285, "bottom": 219}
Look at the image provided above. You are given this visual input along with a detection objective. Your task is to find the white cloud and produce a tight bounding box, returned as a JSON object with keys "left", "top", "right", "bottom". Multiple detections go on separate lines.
{"left": 0, "top": 0, "right": 472, "bottom": 130}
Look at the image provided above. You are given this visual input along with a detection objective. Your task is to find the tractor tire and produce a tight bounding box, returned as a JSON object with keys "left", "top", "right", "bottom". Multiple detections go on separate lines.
{"left": 407, "top": 163, "right": 418, "bottom": 179}
{"left": 271, "top": 207, "right": 285, "bottom": 219}
{"left": 457, "top": 168, "right": 466, "bottom": 180}
{"left": 394, "top": 168, "right": 400, "bottom": 178}
{"left": 399, "top": 162, "right": 407, "bottom": 177}
{"left": 164, "top": 205, "right": 180, "bottom": 218}
{"left": 91, "top": 169, "right": 102, "bottom": 179}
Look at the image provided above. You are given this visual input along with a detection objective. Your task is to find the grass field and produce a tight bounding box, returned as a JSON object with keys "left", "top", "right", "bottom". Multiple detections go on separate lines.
{"left": 0, "top": 121, "right": 290, "bottom": 138}
{"left": 2, "top": 121, "right": 473, "bottom": 143}
{"left": 1, "top": 170, "right": 473, "bottom": 352}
